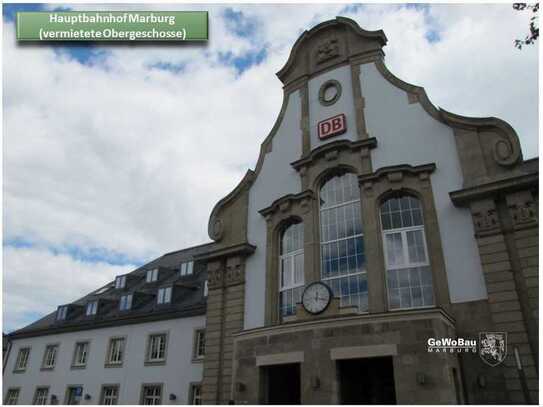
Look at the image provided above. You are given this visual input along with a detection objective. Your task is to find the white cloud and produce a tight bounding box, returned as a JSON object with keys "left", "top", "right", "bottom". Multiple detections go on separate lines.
{"left": 2, "top": 4, "right": 538, "bottom": 331}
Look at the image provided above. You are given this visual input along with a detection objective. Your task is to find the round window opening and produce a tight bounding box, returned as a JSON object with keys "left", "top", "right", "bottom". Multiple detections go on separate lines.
{"left": 319, "top": 80, "right": 342, "bottom": 106}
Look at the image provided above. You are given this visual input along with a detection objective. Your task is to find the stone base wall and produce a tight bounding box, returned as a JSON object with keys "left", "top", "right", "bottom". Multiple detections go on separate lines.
{"left": 232, "top": 309, "right": 462, "bottom": 404}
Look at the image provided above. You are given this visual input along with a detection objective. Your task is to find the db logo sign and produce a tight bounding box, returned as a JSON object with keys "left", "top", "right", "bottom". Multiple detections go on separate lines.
{"left": 317, "top": 114, "right": 346, "bottom": 140}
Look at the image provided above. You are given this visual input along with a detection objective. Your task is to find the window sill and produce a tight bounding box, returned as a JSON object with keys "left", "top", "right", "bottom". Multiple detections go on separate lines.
{"left": 12, "top": 369, "right": 26, "bottom": 374}
{"left": 40, "top": 367, "right": 55, "bottom": 371}
{"left": 144, "top": 360, "right": 166, "bottom": 366}
{"left": 191, "top": 357, "right": 204, "bottom": 364}
{"left": 104, "top": 362, "right": 124, "bottom": 368}
{"left": 70, "top": 364, "right": 87, "bottom": 370}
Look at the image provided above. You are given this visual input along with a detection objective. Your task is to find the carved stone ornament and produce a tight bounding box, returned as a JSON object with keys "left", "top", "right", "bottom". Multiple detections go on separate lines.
{"left": 509, "top": 200, "right": 537, "bottom": 227}
{"left": 207, "top": 267, "right": 224, "bottom": 289}
{"left": 211, "top": 219, "right": 224, "bottom": 241}
{"left": 225, "top": 262, "right": 244, "bottom": 287}
{"left": 315, "top": 38, "right": 340, "bottom": 64}
{"left": 472, "top": 208, "right": 500, "bottom": 233}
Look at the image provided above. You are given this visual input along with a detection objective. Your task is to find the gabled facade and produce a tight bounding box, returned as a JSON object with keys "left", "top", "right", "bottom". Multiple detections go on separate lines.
{"left": 3, "top": 17, "right": 538, "bottom": 406}
{"left": 200, "top": 17, "right": 538, "bottom": 405}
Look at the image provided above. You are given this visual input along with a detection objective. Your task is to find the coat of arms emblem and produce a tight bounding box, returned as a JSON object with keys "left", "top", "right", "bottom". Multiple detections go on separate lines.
{"left": 479, "top": 332, "right": 507, "bottom": 366}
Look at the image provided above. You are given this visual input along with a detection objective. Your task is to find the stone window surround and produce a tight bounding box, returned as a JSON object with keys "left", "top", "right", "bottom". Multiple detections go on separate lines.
{"left": 139, "top": 383, "right": 163, "bottom": 405}
{"left": 71, "top": 340, "right": 91, "bottom": 370}
{"left": 261, "top": 144, "right": 451, "bottom": 323}
{"left": 4, "top": 387, "right": 20, "bottom": 405}
{"left": 104, "top": 336, "right": 126, "bottom": 368}
{"left": 32, "top": 386, "right": 50, "bottom": 405}
{"left": 144, "top": 331, "right": 169, "bottom": 366}
{"left": 40, "top": 342, "right": 60, "bottom": 371}
{"left": 13, "top": 346, "right": 31, "bottom": 373}
{"left": 192, "top": 328, "right": 206, "bottom": 362}
{"left": 64, "top": 384, "right": 84, "bottom": 405}
{"left": 99, "top": 384, "right": 120, "bottom": 405}
{"left": 188, "top": 382, "right": 202, "bottom": 405}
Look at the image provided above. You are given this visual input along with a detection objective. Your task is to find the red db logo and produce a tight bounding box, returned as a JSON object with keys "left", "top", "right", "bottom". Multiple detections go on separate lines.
{"left": 317, "top": 114, "right": 346, "bottom": 140}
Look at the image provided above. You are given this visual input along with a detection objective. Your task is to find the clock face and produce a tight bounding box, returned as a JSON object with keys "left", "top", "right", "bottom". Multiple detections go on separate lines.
{"left": 302, "top": 282, "right": 332, "bottom": 314}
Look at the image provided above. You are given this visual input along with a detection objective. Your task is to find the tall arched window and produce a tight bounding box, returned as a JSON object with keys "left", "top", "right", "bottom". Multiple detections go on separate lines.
{"left": 319, "top": 172, "right": 368, "bottom": 312}
{"left": 380, "top": 194, "right": 434, "bottom": 309}
{"left": 279, "top": 222, "right": 304, "bottom": 317}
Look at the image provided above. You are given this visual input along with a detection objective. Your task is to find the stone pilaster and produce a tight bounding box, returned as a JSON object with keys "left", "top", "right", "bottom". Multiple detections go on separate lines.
{"left": 202, "top": 257, "right": 246, "bottom": 404}
{"left": 470, "top": 198, "right": 538, "bottom": 403}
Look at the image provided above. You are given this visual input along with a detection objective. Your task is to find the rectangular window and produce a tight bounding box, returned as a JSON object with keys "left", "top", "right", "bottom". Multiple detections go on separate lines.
{"left": 383, "top": 228, "right": 433, "bottom": 310}
{"left": 65, "top": 386, "right": 83, "bottom": 405}
{"left": 189, "top": 384, "right": 202, "bottom": 405}
{"left": 146, "top": 269, "right": 158, "bottom": 283}
{"left": 193, "top": 329, "right": 205, "bottom": 360}
{"left": 106, "top": 338, "right": 125, "bottom": 366}
{"left": 157, "top": 287, "right": 172, "bottom": 304}
{"left": 72, "top": 342, "right": 89, "bottom": 368}
{"left": 141, "top": 384, "right": 162, "bottom": 405}
{"left": 33, "top": 387, "right": 49, "bottom": 405}
{"left": 57, "top": 305, "right": 68, "bottom": 320}
{"left": 4, "top": 388, "right": 20, "bottom": 405}
{"left": 180, "top": 261, "right": 194, "bottom": 276}
{"left": 119, "top": 294, "right": 133, "bottom": 311}
{"left": 115, "top": 275, "right": 126, "bottom": 289}
{"left": 146, "top": 334, "right": 167, "bottom": 363}
{"left": 14, "top": 347, "right": 30, "bottom": 371}
{"left": 86, "top": 301, "right": 98, "bottom": 316}
{"left": 100, "top": 385, "right": 119, "bottom": 405}
{"left": 42, "top": 344, "right": 58, "bottom": 369}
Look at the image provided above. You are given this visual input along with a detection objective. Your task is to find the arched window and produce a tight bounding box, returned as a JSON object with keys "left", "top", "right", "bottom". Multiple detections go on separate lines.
{"left": 380, "top": 194, "right": 434, "bottom": 309}
{"left": 279, "top": 222, "right": 304, "bottom": 317}
{"left": 319, "top": 172, "right": 367, "bottom": 311}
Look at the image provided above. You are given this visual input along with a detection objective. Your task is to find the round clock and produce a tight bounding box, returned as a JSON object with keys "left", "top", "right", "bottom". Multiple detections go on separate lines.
{"left": 302, "top": 282, "right": 332, "bottom": 315}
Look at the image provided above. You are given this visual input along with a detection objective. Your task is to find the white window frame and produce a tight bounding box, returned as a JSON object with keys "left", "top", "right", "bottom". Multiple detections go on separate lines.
{"left": 4, "top": 388, "right": 20, "bottom": 405}
{"left": 157, "top": 287, "right": 172, "bottom": 304}
{"left": 107, "top": 337, "right": 125, "bottom": 365}
{"left": 146, "top": 269, "right": 158, "bottom": 283}
{"left": 100, "top": 385, "right": 119, "bottom": 405}
{"left": 33, "top": 387, "right": 49, "bottom": 405}
{"left": 382, "top": 225, "right": 430, "bottom": 270}
{"left": 42, "top": 344, "right": 58, "bottom": 369}
{"left": 141, "top": 384, "right": 162, "bottom": 405}
{"left": 189, "top": 383, "right": 202, "bottom": 405}
{"left": 147, "top": 334, "right": 167, "bottom": 363}
{"left": 14, "top": 347, "right": 30, "bottom": 371}
{"left": 115, "top": 275, "right": 126, "bottom": 289}
{"left": 180, "top": 261, "right": 194, "bottom": 276}
{"left": 86, "top": 300, "right": 98, "bottom": 316}
{"left": 57, "top": 305, "right": 68, "bottom": 320}
{"left": 193, "top": 329, "right": 205, "bottom": 360}
{"left": 72, "top": 342, "right": 89, "bottom": 367}
{"left": 119, "top": 294, "right": 133, "bottom": 311}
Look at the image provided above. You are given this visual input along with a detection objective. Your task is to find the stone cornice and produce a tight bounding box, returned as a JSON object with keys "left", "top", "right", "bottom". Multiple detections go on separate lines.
{"left": 193, "top": 242, "right": 256, "bottom": 262}
{"left": 291, "top": 138, "right": 377, "bottom": 172}
{"left": 358, "top": 163, "right": 436, "bottom": 185}
{"left": 258, "top": 190, "right": 314, "bottom": 218}
{"left": 450, "top": 172, "right": 538, "bottom": 207}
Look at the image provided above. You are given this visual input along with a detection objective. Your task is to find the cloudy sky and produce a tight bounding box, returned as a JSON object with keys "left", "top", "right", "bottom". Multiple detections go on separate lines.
{"left": 2, "top": 3, "right": 538, "bottom": 332}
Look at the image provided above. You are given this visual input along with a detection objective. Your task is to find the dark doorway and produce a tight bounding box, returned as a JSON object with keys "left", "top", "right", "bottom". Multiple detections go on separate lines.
{"left": 338, "top": 357, "right": 396, "bottom": 404}
{"left": 262, "top": 363, "right": 301, "bottom": 404}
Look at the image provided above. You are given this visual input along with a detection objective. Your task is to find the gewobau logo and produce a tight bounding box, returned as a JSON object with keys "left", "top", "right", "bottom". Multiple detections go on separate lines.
{"left": 427, "top": 337, "right": 477, "bottom": 353}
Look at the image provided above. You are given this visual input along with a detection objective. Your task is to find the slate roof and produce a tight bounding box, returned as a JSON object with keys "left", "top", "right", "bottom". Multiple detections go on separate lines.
{"left": 8, "top": 241, "right": 216, "bottom": 339}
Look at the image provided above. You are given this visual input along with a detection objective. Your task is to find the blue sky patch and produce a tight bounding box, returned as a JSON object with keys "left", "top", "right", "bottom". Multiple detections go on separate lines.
{"left": 223, "top": 8, "right": 259, "bottom": 38}
{"left": 147, "top": 61, "right": 186, "bottom": 74}
{"left": 219, "top": 47, "right": 267, "bottom": 75}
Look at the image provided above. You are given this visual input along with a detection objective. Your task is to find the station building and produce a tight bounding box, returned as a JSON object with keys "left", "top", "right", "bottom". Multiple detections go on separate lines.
{"left": 3, "top": 17, "right": 538, "bottom": 405}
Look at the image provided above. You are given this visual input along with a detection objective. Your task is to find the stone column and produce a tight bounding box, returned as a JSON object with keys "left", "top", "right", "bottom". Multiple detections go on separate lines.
{"left": 469, "top": 198, "right": 538, "bottom": 403}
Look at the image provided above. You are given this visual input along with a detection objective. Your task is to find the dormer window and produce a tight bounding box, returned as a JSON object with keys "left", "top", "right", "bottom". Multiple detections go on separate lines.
{"left": 146, "top": 268, "right": 159, "bottom": 283}
{"left": 157, "top": 287, "right": 172, "bottom": 304}
{"left": 119, "top": 294, "right": 133, "bottom": 311}
{"left": 56, "top": 305, "right": 68, "bottom": 320}
{"left": 86, "top": 300, "right": 98, "bottom": 316}
{"left": 115, "top": 275, "right": 126, "bottom": 289}
{"left": 180, "top": 261, "right": 194, "bottom": 276}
